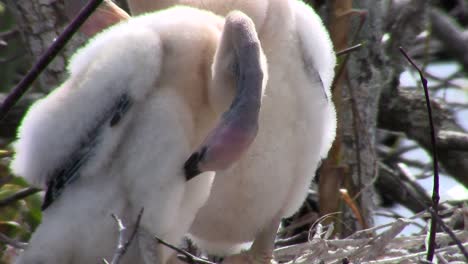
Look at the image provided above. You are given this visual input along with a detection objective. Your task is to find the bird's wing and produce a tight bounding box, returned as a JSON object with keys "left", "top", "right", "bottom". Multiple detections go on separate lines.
{"left": 41, "top": 93, "right": 132, "bottom": 210}
{"left": 11, "top": 25, "right": 163, "bottom": 210}
{"left": 293, "top": 1, "right": 337, "bottom": 158}
{"left": 293, "top": 0, "right": 336, "bottom": 101}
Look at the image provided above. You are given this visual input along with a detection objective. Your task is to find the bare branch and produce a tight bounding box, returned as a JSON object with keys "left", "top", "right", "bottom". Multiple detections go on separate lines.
{"left": 274, "top": 224, "right": 468, "bottom": 263}
{"left": 352, "top": 219, "right": 411, "bottom": 261}
{"left": 437, "top": 130, "right": 468, "bottom": 151}
{"left": 0, "top": 232, "right": 27, "bottom": 249}
{"left": 430, "top": 7, "right": 468, "bottom": 70}
{"left": 0, "top": 0, "right": 105, "bottom": 121}
{"left": 378, "top": 87, "right": 468, "bottom": 188}
{"left": 400, "top": 46, "right": 440, "bottom": 262}
{"left": 0, "top": 187, "right": 41, "bottom": 207}
{"left": 336, "top": 43, "right": 363, "bottom": 56}
{"left": 105, "top": 208, "right": 144, "bottom": 264}
{"left": 0, "top": 28, "right": 18, "bottom": 39}
{"left": 428, "top": 208, "right": 468, "bottom": 262}
{"left": 376, "top": 162, "right": 450, "bottom": 215}
{"left": 153, "top": 235, "right": 214, "bottom": 264}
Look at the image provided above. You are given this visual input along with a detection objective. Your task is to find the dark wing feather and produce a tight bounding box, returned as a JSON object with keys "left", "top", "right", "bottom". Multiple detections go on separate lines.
{"left": 42, "top": 93, "right": 132, "bottom": 210}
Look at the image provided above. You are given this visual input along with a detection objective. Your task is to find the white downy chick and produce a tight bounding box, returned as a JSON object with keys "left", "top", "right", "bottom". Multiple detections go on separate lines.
{"left": 128, "top": 0, "right": 337, "bottom": 261}
{"left": 11, "top": 6, "right": 267, "bottom": 264}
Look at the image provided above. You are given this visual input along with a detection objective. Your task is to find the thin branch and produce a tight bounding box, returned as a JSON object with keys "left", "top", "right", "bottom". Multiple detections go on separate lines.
{"left": 349, "top": 218, "right": 411, "bottom": 261}
{"left": 153, "top": 235, "right": 215, "bottom": 264}
{"left": 275, "top": 231, "right": 309, "bottom": 247}
{"left": 106, "top": 208, "right": 144, "bottom": 264}
{"left": 0, "top": 232, "right": 28, "bottom": 249}
{"left": 378, "top": 87, "right": 468, "bottom": 188}
{"left": 365, "top": 242, "right": 468, "bottom": 263}
{"left": 336, "top": 43, "right": 363, "bottom": 56}
{"left": 430, "top": 7, "right": 468, "bottom": 70}
{"left": 277, "top": 212, "right": 319, "bottom": 236}
{"left": 0, "top": 28, "right": 19, "bottom": 48}
{"left": 0, "top": 187, "right": 41, "bottom": 207}
{"left": 395, "top": 157, "right": 428, "bottom": 169}
{"left": 332, "top": 9, "right": 367, "bottom": 93}
{"left": 0, "top": 0, "right": 105, "bottom": 121}
{"left": 374, "top": 210, "right": 426, "bottom": 229}
{"left": 0, "top": 28, "right": 18, "bottom": 39}
{"left": 399, "top": 47, "right": 440, "bottom": 262}
{"left": 379, "top": 144, "right": 420, "bottom": 161}
{"left": 423, "top": 69, "right": 464, "bottom": 90}
{"left": 448, "top": 102, "right": 468, "bottom": 110}
{"left": 376, "top": 162, "right": 440, "bottom": 216}
{"left": 0, "top": 53, "right": 23, "bottom": 64}
{"left": 428, "top": 208, "right": 468, "bottom": 262}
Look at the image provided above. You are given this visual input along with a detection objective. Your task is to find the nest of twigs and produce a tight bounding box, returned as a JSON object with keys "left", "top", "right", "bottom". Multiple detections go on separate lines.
{"left": 272, "top": 207, "right": 468, "bottom": 264}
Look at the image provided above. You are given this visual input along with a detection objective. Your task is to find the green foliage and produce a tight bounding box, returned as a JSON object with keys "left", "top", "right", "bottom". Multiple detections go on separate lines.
{"left": 0, "top": 3, "right": 40, "bottom": 262}
{"left": 0, "top": 150, "right": 42, "bottom": 263}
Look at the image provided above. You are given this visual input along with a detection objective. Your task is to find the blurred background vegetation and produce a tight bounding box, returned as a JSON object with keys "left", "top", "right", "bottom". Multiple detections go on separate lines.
{"left": 0, "top": 3, "right": 40, "bottom": 263}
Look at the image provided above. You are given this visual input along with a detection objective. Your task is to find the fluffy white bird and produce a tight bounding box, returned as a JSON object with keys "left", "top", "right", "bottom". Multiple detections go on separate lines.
{"left": 11, "top": 6, "right": 267, "bottom": 264}
{"left": 128, "top": 1, "right": 337, "bottom": 263}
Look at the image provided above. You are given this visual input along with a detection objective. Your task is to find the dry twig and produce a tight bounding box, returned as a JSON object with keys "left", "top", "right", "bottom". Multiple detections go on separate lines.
{"left": 0, "top": 232, "right": 27, "bottom": 250}
{"left": 274, "top": 218, "right": 468, "bottom": 264}
{"left": 103, "top": 208, "right": 144, "bottom": 264}
{"left": 153, "top": 235, "right": 214, "bottom": 264}
{"left": 0, "top": 187, "right": 41, "bottom": 207}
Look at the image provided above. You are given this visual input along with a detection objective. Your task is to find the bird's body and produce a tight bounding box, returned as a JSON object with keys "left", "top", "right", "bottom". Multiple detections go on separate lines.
{"left": 12, "top": 6, "right": 268, "bottom": 263}
{"left": 11, "top": 0, "right": 335, "bottom": 262}
{"left": 129, "top": 0, "right": 336, "bottom": 256}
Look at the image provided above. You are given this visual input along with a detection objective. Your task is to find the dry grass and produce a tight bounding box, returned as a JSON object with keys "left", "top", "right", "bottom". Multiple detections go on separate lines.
{"left": 274, "top": 208, "right": 468, "bottom": 264}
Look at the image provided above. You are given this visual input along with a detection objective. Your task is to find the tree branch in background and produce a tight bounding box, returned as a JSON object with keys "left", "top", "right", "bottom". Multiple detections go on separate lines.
{"left": 378, "top": 87, "right": 468, "bottom": 188}
{"left": 0, "top": 0, "right": 104, "bottom": 121}
{"left": 437, "top": 130, "right": 468, "bottom": 151}
{"left": 430, "top": 7, "right": 468, "bottom": 70}
{"left": 376, "top": 162, "right": 449, "bottom": 214}
{"left": 384, "top": 0, "right": 427, "bottom": 67}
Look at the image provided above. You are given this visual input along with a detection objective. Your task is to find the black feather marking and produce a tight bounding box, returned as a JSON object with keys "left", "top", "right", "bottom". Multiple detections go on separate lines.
{"left": 42, "top": 93, "right": 132, "bottom": 210}
{"left": 110, "top": 95, "right": 132, "bottom": 127}
{"left": 183, "top": 147, "right": 207, "bottom": 181}
{"left": 297, "top": 32, "right": 328, "bottom": 102}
